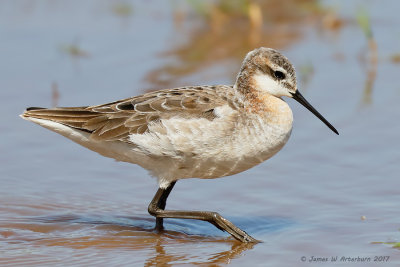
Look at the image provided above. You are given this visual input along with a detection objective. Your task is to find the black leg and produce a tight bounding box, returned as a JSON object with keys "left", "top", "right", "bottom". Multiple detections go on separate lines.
{"left": 147, "top": 181, "right": 259, "bottom": 243}
{"left": 150, "top": 181, "right": 176, "bottom": 230}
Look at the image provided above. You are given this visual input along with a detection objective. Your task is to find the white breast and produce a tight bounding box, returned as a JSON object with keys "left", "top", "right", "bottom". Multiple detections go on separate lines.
{"left": 128, "top": 103, "right": 293, "bottom": 188}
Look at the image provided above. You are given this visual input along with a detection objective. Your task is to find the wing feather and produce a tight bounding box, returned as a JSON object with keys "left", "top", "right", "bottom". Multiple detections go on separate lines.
{"left": 22, "top": 85, "right": 234, "bottom": 142}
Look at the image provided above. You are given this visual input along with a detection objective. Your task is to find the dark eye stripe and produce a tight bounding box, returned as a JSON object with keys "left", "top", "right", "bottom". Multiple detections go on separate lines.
{"left": 257, "top": 64, "right": 287, "bottom": 81}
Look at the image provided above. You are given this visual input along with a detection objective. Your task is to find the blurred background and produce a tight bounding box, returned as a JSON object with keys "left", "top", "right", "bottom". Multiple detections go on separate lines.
{"left": 1, "top": 0, "right": 400, "bottom": 266}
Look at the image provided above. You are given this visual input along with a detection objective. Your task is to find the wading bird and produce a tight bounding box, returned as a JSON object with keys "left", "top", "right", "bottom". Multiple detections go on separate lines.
{"left": 21, "top": 47, "right": 338, "bottom": 242}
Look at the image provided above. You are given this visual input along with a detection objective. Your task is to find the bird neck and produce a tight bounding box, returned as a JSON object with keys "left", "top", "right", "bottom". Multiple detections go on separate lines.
{"left": 234, "top": 68, "right": 270, "bottom": 113}
{"left": 234, "top": 64, "right": 254, "bottom": 96}
{"left": 234, "top": 69, "right": 292, "bottom": 127}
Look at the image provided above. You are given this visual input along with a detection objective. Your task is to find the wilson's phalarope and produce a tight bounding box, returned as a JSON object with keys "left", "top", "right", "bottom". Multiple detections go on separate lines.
{"left": 21, "top": 47, "right": 338, "bottom": 242}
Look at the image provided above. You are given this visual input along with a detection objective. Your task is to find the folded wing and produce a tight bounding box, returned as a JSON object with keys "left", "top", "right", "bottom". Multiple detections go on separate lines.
{"left": 22, "top": 86, "right": 230, "bottom": 143}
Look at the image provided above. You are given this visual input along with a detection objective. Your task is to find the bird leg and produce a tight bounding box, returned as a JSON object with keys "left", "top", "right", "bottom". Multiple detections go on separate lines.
{"left": 147, "top": 181, "right": 260, "bottom": 243}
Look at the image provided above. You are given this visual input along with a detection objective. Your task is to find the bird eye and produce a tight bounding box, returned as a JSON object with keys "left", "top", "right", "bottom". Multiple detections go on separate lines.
{"left": 274, "top": 71, "right": 285, "bottom": 80}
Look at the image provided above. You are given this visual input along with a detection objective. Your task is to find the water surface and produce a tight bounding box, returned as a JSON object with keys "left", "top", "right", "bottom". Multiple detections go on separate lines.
{"left": 1, "top": 0, "right": 400, "bottom": 266}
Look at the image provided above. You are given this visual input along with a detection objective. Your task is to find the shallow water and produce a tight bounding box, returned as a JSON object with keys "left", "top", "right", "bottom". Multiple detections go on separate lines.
{"left": 1, "top": 0, "right": 400, "bottom": 266}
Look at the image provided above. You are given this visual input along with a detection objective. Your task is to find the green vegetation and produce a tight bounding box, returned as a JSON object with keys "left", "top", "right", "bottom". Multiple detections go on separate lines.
{"left": 60, "top": 44, "right": 90, "bottom": 58}
{"left": 356, "top": 7, "right": 373, "bottom": 39}
{"left": 112, "top": 2, "right": 134, "bottom": 17}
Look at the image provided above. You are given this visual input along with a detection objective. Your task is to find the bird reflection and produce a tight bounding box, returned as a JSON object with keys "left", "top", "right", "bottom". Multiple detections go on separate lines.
{"left": 26, "top": 213, "right": 257, "bottom": 265}
{"left": 144, "top": 237, "right": 254, "bottom": 266}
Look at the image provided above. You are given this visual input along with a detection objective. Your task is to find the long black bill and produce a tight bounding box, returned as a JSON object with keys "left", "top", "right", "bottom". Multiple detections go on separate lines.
{"left": 292, "top": 90, "right": 339, "bottom": 135}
